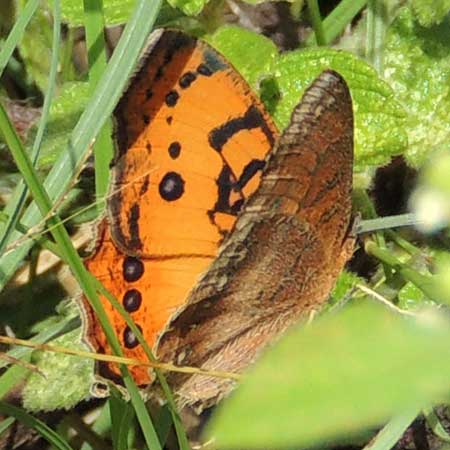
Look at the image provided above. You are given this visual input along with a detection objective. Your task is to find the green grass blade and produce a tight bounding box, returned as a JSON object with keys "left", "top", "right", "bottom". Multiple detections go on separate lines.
{"left": 65, "top": 413, "right": 111, "bottom": 450}
{"left": 110, "top": 394, "right": 136, "bottom": 450}
{"left": 423, "top": 407, "right": 450, "bottom": 443}
{"left": 0, "top": 0, "right": 61, "bottom": 254}
{"left": 0, "top": 417, "right": 15, "bottom": 437}
{"left": 306, "top": 0, "right": 326, "bottom": 45}
{"left": 357, "top": 214, "right": 418, "bottom": 233}
{"left": 80, "top": 402, "right": 111, "bottom": 450}
{"left": 83, "top": 0, "right": 113, "bottom": 211}
{"left": 0, "top": 101, "right": 59, "bottom": 238}
{"left": 364, "top": 410, "right": 419, "bottom": 450}
{"left": 153, "top": 405, "right": 174, "bottom": 446}
{"left": 0, "top": 402, "right": 74, "bottom": 450}
{"left": 83, "top": 0, "right": 108, "bottom": 78}
{"left": 123, "top": 378, "right": 162, "bottom": 449}
{"left": 306, "top": 0, "right": 368, "bottom": 45}
{"left": 0, "top": 0, "right": 39, "bottom": 74}
{"left": 0, "top": 363, "right": 30, "bottom": 399}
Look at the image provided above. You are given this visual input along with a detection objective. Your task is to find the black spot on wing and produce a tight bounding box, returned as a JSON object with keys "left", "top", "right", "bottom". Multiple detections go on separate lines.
{"left": 197, "top": 63, "right": 213, "bottom": 77}
{"left": 168, "top": 142, "right": 181, "bottom": 159}
{"left": 165, "top": 90, "right": 179, "bottom": 107}
{"left": 123, "top": 289, "right": 142, "bottom": 313}
{"left": 123, "top": 325, "right": 142, "bottom": 349}
{"left": 159, "top": 172, "right": 185, "bottom": 201}
{"left": 123, "top": 256, "right": 144, "bottom": 282}
{"left": 179, "top": 71, "right": 197, "bottom": 89}
{"left": 165, "top": 33, "right": 191, "bottom": 63}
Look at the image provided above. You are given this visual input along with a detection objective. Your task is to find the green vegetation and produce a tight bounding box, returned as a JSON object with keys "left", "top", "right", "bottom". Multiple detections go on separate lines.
{"left": 0, "top": 1, "right": 449, "bottom": 449}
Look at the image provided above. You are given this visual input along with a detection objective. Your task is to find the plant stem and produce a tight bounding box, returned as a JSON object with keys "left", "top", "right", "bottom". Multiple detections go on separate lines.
{"left": 366, "top": 0, "right": 386, "bottom": 73}
{"left": 307, "top": 0, "right": 326, "bottom": 45}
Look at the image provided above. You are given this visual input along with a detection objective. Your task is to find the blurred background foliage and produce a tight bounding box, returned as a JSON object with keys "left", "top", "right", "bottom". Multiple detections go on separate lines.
{"left": 0, "top": 1, "right": 450, "bottom": 449}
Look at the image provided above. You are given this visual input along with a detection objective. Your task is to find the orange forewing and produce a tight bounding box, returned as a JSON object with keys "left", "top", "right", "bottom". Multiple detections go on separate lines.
{"left": 82, "top": 29, "right": 278, "bottom": 384}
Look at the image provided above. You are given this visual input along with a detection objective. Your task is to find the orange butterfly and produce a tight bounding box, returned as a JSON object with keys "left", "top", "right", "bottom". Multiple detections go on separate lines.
{"left": 81, "top": 29, "right": 354, "bottom": 411}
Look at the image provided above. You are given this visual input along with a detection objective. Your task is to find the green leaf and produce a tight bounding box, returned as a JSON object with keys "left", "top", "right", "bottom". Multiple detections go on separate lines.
{"left": 398, "top": 282, "right": 429, "bottom": 309}
{"left": 51, "top": 0, "right": 135, "bottom": 26}
{"left": 22, "top": 326, "right": 93, "bottom": 412}
{"left": 410, "top": 0, "right": 450, "bottom": 26}
{"left": 18, "top": 3, "right": 53, "bottom": 92}
{"left": 266, "top": 48, "right": 407, "bottom": 168}
{"left": 384, "top": 7, "right": 450, "bottom": 167}
{"left": 167, "top": 0, "right": 209, "bottom": 16}
{"left": 153, "top": 2, "right": 186, "bottom": 27}
{"left": 26, "top": 82, "right": 90, "bottom": 169}
{"left": 208, "top": 26, "right": 406, "bottom": 169}
{"left": 207, "top": 25, "right": 278, "bottom": 89}
{"left": 329, "top": 270, "right": 361, "bottom": 305}
{"left": 208, "top": 302, "right": 450, "bottom": 449}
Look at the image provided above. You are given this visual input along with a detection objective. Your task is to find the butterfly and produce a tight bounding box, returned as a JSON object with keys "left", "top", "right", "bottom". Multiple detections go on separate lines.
{"left": 81, "top": 29, "right": 354, "bottom": 411}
